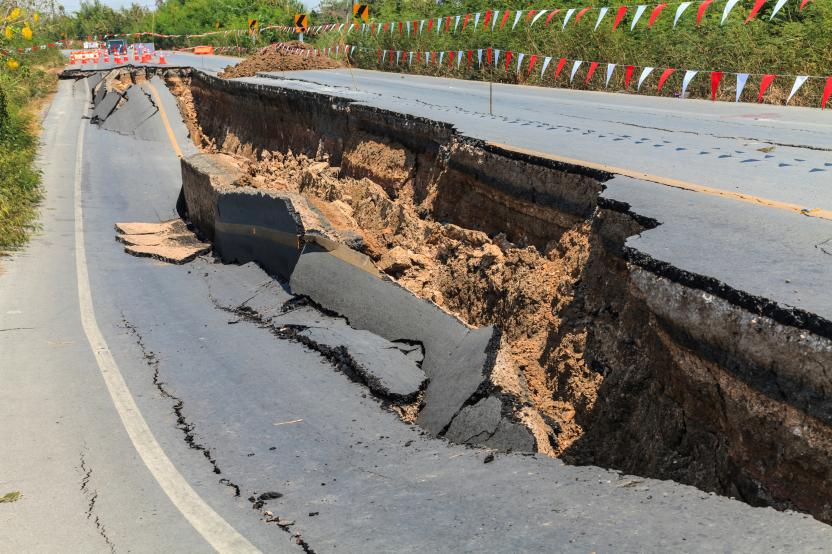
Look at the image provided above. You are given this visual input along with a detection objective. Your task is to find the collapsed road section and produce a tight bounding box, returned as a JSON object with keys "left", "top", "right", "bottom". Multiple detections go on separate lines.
{"left": 68, "top": 66, "right": 832, "bottom": 525}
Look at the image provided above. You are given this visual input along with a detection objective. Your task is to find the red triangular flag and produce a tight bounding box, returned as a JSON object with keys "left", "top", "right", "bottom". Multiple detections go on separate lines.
{"left": 448, "top": 50, "right": 455, "bottom": 67}
{"left": 758, "top": 74, "right": 777, "bottom": 102}
{"left": 554, "top": 57, "right": 567, "bottom": 79}
{"left": 377, "top": 49, "right": 382, "bottom": 64}
{"left": 446, "top": 15, "right": 452, "bottom": 32}
{"left": 499, "top": 10, "right": 510, "bottom": 30}
{"left": 697, "top": 0, "right": 714, "bottom": 26}
{"left": 466, "top": 50, "right": 472, "bottom": 67}
{"left": 427, "top": 19, "right": 433, "bottom": 32}
{"left": 613, "top": 6, "right": 628, "bottom": 29}
{"left": 821, "top": 76, "right": 832, "bottom": 109}
{"left": 546, "top": 10, "right": 561, "bottom": 25}
{"left": 483, "top": 10, "right": 492, "bottom": 30}
{"left": 527, "top": 54, "right": 538, "bottom": 76}
{"left": 746, "top": 0, "right": 767, "bottom": 22}
{"left": 505, "top": 50, "right": 513, "bottom": 72}
{"left": 585, "top": 61, "right": 600, "bottom": 84}
{"left": 710, "top": 71, "right": 724, "bottom": 101}
{"left": 413, "top": 21, "right": 418, "bottom": 34}
{"left": 486, "top": 47, "right": 492, "bottom": 65}
{"left": 526, "top": 10, "right": 537, "bottom": 22}
{"left": 398, "top": 21, "right": 403, "bottom": 33}
{"left": 648, "top": 3, "right": 668, "bottom": 27}
{"left": 657, "top": 68, "right": 676, "bottom": 91}
{"left": 624, "top": 65, "right": 635, "bottom": 89}
{"left": 575, "top": 7, "right": 592, "bottom": 23}
{"left": 462, "top": 14, "right": 470, "bottom": 31}
{"left": 800, "top": 0, "right": 812, "bottom": 9}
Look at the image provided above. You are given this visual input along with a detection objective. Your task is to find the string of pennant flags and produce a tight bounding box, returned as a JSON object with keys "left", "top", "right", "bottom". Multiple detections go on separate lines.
{"left": 347, "top": 0, "right": 814, "bottom": 37}
{"left": 75, "top": 0, "right": 814, "bottom": 43}
{"left": 0, "top": 41, "right": 63, "bottom": 58}
{"left": 268, "top": 42, "right": 832, "bottom": 109}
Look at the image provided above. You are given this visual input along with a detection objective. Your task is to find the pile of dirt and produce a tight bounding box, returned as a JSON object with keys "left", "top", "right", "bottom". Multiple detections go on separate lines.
{"left": 232, "top": 146, "right": 597, "bottom": 456}
{"left": 218, "top": 42, "right": 342, "bottom": 79}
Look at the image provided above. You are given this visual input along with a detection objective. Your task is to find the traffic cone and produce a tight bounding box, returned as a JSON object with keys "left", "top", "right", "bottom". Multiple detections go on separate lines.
{"left": 104, "top": 55, "right": 109, "bottom": 63}
{"left": 158, "top": 51, "right": 167, "bottom": 65}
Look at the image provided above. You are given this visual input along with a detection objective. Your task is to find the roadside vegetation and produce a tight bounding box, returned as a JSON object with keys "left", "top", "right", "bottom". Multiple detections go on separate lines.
{"left": 1, "top": 2, "right": 62, "bottom": 250}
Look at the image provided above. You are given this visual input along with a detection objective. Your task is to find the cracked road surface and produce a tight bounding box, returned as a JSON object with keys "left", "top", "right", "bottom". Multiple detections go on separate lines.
{"left": 2, "top": 71, "right": 832, "bottom": 552}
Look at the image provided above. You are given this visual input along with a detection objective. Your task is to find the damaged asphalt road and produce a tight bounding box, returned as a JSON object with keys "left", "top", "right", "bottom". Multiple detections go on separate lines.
{"left": 1, "top": 71, "right": 832, "bottom": 552}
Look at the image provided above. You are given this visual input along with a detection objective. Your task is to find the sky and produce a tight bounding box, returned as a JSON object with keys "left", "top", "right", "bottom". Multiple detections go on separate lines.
{"left": 61, "top": 0, "right": 156, "bottom": 11}
{"left": 59, "top": 0, "right": 321, "bottom": 13}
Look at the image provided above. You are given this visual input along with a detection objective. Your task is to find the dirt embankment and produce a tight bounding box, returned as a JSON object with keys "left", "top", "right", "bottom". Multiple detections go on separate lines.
{"left": 218, "top": 41, "right": 342, "bottom": 79}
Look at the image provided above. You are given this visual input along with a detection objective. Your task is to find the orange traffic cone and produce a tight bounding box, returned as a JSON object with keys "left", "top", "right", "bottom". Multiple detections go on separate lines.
{"left": 158, "top": 51, "right": 167, "bottom": 64}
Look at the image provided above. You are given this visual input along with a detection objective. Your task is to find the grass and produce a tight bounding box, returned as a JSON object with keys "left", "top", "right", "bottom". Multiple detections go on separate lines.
{"left": 0, "top": 491, "right": 22, "bottom": 503}
{"left": 0, "top": 48, "right": 63, "bottom": 251}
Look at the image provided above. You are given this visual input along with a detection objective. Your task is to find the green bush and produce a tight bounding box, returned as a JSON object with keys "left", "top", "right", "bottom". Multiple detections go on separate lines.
{"left": 0, "top": 48, "right": 62, "bottom": 250}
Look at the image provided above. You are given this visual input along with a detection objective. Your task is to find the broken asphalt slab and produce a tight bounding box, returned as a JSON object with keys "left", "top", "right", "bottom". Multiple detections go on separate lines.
{"left": 203, "top": 262, "right": 426, "bottom": 401}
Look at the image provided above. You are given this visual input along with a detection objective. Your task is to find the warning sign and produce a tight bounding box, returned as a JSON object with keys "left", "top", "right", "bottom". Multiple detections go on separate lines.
{"left": 353, "top": 4, "right": 369, "bottom": 22}
{"left": 247, "top": 19, "right": 259, "bottom": 32}
{"left": 294, "top": 13, "right": 308, "bottom": 32}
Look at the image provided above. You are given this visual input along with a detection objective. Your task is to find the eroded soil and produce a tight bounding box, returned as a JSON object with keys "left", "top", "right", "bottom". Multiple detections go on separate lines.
{"left": 218, "top": 41, "right": 342, "bottom": 79}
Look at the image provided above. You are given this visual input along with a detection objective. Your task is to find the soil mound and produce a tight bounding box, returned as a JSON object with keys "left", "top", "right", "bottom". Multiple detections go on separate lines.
{"left": 218, "top": 42, "right": 342, "bottom": 79}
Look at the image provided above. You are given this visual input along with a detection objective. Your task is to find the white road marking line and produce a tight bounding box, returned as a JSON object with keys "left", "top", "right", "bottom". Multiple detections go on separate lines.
{"left": 73, "top": 83, "right": 260, "bottom": 554}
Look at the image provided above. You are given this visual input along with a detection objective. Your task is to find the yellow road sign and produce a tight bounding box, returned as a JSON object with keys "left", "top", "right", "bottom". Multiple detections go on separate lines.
{"left": 353, "top": 4, "right": 369, "bottom": 22}
{"left": 294, "top": 13, "right": 308, "bottom": 32}
{"left": 247, "top": 18, "right": 258, "bottom": 31}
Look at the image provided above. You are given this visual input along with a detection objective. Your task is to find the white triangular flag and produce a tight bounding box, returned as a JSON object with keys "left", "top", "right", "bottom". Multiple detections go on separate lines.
{"left": 530, "top": 10, "right": 548, "bottom": 26}
{"left": 605, "top": 63, "right": 617, "bottom": 87}
{"left": 721, "top": 0, "right": 741, "bottom": 24}
{"left": 516, "top": 52, "right": 525, "bottom": 73}
{"left": 474, "top": 12, "right": 481, "bottom": 29}
{"left": 735, "top": 73, "right": 748, "bottom": 102}
{"left": 457, "top": 50, "right": 463, "bottom": 67}
{"left": 637, "top": 67, "right": 654, "bottom": 90}
{"left": 631, "top": 5, "right": 648, "bottom": 30}
{"left": 381, "top": 50, "right": 387, "bottom": 63}
{"left": 406, "top": 20, "right": 410, "bottom": 36}
{"left": 396, "top": 51, "right": 401, "bottom": 64}
{"left": 595, "top": 7, "right": 609, "bottom": 30}
{"left": 454, "top": 15, "right": 461, "bottom": 32}
{"left": 787, "top": 76, "right": 809, "bottom": 104}
{"left": 494, "top": 49, "right": 500, "bottom": 67}
{"left": 562, "top": 8, "right": 576, "bottom": 29}
{"left": 570, "top": 60, "right": 583, "bottom": 82}
{"left": 439, "top": 51, "right": 444, "bottom": 64}
{"left": 770, "top": 0, "right": 789, "bottom": 19}
{"left": 492, "top": 10, "right": 500, "bottom": 30}
{"left": 436, "top": 17, "right": 442, "bottom": 33}
{"left": 512, "top": 10, "right": 523, "bottom": 29}
{"left": 674, "top": 2, "right": 692, "bottom": 27}
{"left": 477, "top": 49, "right": 483, "bottom": 66}
{"left": 409, "top": 51, "right": 414, "bottom": 65}
{"left": 541, "top": 56, "right": 552, "bottom": 77}
{"left": 681, "top": 70, "right": 698, "bottom": 97}
{"left": 419, "top": 20, "right": 425, "bottom": 33}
